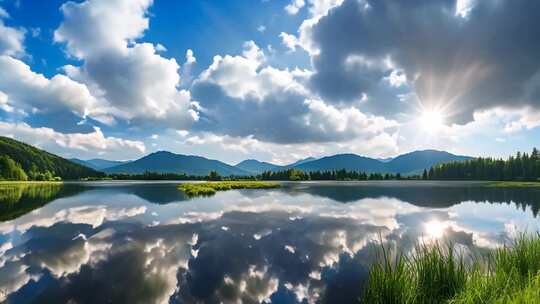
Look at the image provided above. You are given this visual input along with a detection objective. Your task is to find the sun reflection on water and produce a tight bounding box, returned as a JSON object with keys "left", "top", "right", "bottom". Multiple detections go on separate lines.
{"left": 424, "top": 219, "right": 449, "bottom": 240}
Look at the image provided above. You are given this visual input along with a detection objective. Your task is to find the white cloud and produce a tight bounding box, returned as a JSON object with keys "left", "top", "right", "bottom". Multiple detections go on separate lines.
{"left": 285, "top": 0, "right": 305, "bottom": 15}
{"left": 180, "top": 49, "right": 197, "bottom": 86}
{"left": 257, "top": 25, "right": 266, "bottom": 32}
{"left": 0, "top": 7, "right": 25, "bottom": 57}
{"left": 175, "top": 130, "right": 399, "bottom": 165}
{"left": 0, "top": 55, "right": 105, "bottom": 120}
{"left": 198, "top": 41, "right": 302, "bottom": 100}
{"left": 384, "top": 70, "right": 407, "bottom": 88}
{"left": 303, "top": 98, "right": 399, "bottom": 135}
{"left": 279, "top": 32, "right": 300, "bottom": 52}
{"left": 155, "top": 43, "right": 167, "bottom": 52}
{"left": 54, "top": 0, "right": 197, "bottom": 128}
{"left": 0, "top": 90, "right": 14, "bottom": 112}
{"left": 185, "top": 49, "right": 196, "bottom": 64}
{"left": 456, "top": 0, "right": 476, "bottom": 18}
{"left": 54, "top": 0, "right": 152, "bottom": 58}
{"left": 0, "top": 121, "right": 146, "bottom": 159}
{"left": 191, "top": 40, "right": 399, "bottom": 152}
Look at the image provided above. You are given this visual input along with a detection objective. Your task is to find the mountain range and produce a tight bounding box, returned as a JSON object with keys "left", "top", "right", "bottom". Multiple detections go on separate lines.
{"left": 1, "top": 136, "right": 472, "bottom": 178}
{"left": 98, "top": 149, "right": 471, "bottom": 176}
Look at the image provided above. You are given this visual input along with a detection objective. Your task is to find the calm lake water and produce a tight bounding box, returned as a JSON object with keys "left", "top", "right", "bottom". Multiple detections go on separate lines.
{"left": 1, "top": 181, "right": 539, "bottom": 303}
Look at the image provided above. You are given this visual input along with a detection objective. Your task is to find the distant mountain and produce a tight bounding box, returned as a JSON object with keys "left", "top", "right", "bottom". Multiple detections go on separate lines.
{"left": 289, "top": 150, "right": 471, "bottom": 174}
{"left": 100, "top": 150, "right": 472, "bottom": 176}
{"left": 285, "top": 157, "right": 317, "bottom": 167}
{"left": 105, "top": 151, "right": 249, "bottom": 176}
{"left": 234, "top": 157, "right": 319, "bottom": 174}
{"left": 294, "top": 153, "right": 388, "bottom": 173}
{"left": 70, "top": 158, "right": 131, "bottom": 171}
{"left": 377, "top": 157, "right": 394, "bottom": 163}
{"left": 386, "top": 150, "right": 472, "bottom": 174}
{"left": 235, "top": 159, "right": 282, "bottom": 174}
{"left": 0, "top": 136, "right": 103, "bottom": 179}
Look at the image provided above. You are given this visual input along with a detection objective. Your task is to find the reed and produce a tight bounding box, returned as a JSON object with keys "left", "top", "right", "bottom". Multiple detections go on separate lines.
{"left": 363, "top": 235, "right": 540, "bottom": 304}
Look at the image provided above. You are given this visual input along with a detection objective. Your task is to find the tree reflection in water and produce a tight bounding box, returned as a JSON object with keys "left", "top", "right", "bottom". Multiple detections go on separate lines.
{"left": 0, "top": 183, "right": 83, "bottom": 221}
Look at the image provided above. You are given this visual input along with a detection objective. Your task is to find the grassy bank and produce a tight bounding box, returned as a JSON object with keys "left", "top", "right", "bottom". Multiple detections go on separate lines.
{"left": 0, "top": 181, "right": 63, "bottom": 185}
{"left": 485, "top": 181, "right": 540, "bottom": 188}
{"left": 363, "top": 235, "right": 540, "bottom": 303}
{"left": 177, "top": 181, "right": 280, "bottom": 197}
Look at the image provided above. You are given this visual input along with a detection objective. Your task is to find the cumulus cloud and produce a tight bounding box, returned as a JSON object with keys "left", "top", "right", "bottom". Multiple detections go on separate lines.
{"left": 280, "top": 32, "right": 300, "bottom": 52}
{"left": 285, "top": 0, "right": 305, "bottom": 15}
{"left": 0, "top": 55, "right": 104, "bottom": 119}
{"left": 54, "top": 0, "right": 197, "bottom": 128}
{"left": 192, "top": 41, "right": 397, "bottom": 145}
{"left": 302, "top": 0, "right": 540, "bottom": 124}
{"left": 0, "top": 121, "right": 146, "bottom": 159}
{"left": 0, "top": 7, "right": 25, "bottom": 57}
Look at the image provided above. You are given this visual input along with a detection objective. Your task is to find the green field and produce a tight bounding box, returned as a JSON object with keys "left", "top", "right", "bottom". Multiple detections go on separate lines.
{"left": 177, "top": 181, "right": 280, "bottom": 197}
{"left": 363, "top": 235, "right": 540, "bottom": 303}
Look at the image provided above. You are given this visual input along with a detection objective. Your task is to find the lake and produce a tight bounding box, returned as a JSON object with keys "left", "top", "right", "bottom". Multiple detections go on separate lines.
{"left": 1, "top": 181, "right": 539, "bottom": 303}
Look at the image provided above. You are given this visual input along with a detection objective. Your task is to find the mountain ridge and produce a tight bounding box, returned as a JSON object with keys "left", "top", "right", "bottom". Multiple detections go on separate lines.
{"left": 0, "top": 136, "right": 471, "bottom": 177}
{"left": 100, "top": 149, "right": 472, "bottom": 176}
{"left": 104, "top": 151, "right": 249, "bottom": 176}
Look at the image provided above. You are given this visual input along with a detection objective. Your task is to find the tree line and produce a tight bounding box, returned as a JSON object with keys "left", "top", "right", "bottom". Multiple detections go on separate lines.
{"left": 423, "top": 148, "right": 540, "bottom": 181}
{"left": 259, "top": 168, "right": 408, "bottom": 181}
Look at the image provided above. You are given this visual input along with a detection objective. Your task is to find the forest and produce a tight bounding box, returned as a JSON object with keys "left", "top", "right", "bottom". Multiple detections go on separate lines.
{"left": 259, "top": 168, "right": 406, "bottom": 181}
{"left": 0, "top": 136, "right": 103, "bottom": 180}
{"left": 424, "top": 148, "right": 540, "bottom": 181}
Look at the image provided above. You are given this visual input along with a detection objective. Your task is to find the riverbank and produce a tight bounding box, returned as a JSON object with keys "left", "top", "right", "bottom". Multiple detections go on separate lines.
{"left": 177, "top": 181, "right": 280, "bottom": 196}
{"left": 363, "top": 235, "right": 540, "bottom": 303}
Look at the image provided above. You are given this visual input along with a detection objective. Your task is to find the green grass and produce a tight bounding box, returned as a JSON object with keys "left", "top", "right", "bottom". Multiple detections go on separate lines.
{"left": 177, "top": 181, "right": 280, "bottom": 197}
{"left": 363, "top": 235, "right": 540, "bottom": 304}
{"left": 485, "top": 181, "right": 540, "bottom": 188}
{"left": 0, "top": 181, "right": 63, "bottom": 185}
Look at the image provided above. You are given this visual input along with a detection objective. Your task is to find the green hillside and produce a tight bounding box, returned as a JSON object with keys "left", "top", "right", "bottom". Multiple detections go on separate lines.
{"left": 0, "top": 136, "right": 104, "bottom": 180}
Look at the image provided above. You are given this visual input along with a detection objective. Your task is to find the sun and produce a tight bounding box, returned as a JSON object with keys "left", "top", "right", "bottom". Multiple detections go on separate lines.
{"left": 419, "top": 108, "right": 445, "bottom": 131}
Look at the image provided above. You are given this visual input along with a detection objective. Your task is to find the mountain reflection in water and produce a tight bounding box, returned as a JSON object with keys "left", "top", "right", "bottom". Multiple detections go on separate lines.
{"left": 0, "top": 181, "right": 539, "bottom": 303}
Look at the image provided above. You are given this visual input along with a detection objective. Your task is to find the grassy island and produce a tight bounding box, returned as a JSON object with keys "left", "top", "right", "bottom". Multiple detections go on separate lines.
{"left": 485, "top": 181, "right": 540, "bottom": 188}
{"left": 363, "top": 235, "right": 540, "bottom": 303}
{"left": 177, "top": 181, "right": 280, "bottom": 197}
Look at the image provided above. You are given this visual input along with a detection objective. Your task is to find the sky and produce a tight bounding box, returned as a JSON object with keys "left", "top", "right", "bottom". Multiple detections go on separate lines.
{"left": 0, "top": 0, "right": 540, "bottom": 165}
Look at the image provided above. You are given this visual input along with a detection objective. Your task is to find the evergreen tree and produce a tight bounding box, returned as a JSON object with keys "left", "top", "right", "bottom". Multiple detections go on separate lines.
{"left": 426, "top": 148, "right": 540, "bottom": 181}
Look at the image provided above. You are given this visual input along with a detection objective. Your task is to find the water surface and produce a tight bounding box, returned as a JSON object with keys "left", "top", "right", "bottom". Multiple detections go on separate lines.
{"left": 1, "top": 181, "right": 539, "bottom": 303}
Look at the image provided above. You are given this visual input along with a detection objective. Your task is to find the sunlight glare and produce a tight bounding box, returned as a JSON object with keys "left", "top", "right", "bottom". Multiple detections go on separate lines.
{"left": 419, "top": 109, "right": 445, "bottom": 131}
{"left": 424, "top": 220, "right": 448, "bottom": 239}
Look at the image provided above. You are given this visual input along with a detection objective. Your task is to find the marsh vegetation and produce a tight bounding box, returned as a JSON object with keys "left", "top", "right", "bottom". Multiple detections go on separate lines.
{"left": 363, "top": 235, "right": 540, "bottom": 303}
{"left": 177, "top": 181, "right": 280, "bottom": 196}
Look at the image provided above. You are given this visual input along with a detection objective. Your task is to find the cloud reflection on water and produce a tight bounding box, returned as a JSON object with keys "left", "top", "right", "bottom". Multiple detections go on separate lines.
{"left": 0, "top": 181, "right": 539, "bottom": 303}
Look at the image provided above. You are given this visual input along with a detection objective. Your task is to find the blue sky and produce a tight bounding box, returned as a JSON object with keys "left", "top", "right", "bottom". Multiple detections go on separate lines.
{"left": 0, "top": 0, "right": 539, "bottom": 164}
